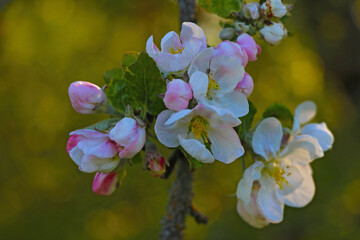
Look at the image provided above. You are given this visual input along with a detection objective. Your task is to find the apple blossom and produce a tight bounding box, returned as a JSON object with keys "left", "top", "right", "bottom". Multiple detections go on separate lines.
{"left": 109, "top": 118, "right": 146, "bottom": 159}
{"left": 146, "top": 22, "right": 207, "bottom": 73}
{"left": 235, "top": 72, "right": 254, "bottom": 97}
{"left": 68, "top": 81, "right": 106, "bottom": 114}
{"left": 259, "top": 22, "right": 287, "bottom": 45}
{"left": 236, "top": 117, "right": 324, "bottom": 226}
{"left": 261, "top": 0, "right": 287, "bottom": 18}
{"left": 243, "top": 2, "right": 260, "bottom": 20}
{"left": 163, "top": 79, "right": 193, "bottom": 111}
{"left": 213, "top": 40, "right": 248, "bottom": 67}
{"left": 236, "top": 33, "right": 262, "bottom": 62}
{"left": 292, "top": 101, "right": 334, "bottom": 151}
{"left": 66, "top": 129, "right": 119, "bottom": 173}
{"left": 155, "top": 103, "right": 244, "bottom": 164}
{"left": 92, "top": 172, "right": 119, "bottom": 196}
{"left": 188, "top": 47, "right": 249, "bottom": 118}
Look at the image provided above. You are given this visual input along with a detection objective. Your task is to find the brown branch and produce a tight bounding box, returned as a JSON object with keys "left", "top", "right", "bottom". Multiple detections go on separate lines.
{"left": 177, "top": 0, "right": 197, "bottom": 24}
{"left": 189, "top": 205, "right": 209, "bottom": 224}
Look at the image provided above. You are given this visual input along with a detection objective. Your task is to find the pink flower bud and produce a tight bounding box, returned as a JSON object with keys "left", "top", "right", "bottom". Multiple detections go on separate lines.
{"left": 163, "top": 79, "right": 193, "bottom": 111}
{"left": 92, "top": 172, "right": 118, "bottom": 196}
{"left": 68, "top": 81, "right": 106, "bottom": 114}
{"left": 67, "top": 129, "right": 119, "bottom": 173}
{"left": 147, "top": 155, "right": 166, "bottom": 177}
{"left": 214, "top": 41, "right": 248, "bottom": 67}
{"left": 235, "top": 72, "right": 254, "bottom": 97}
{"left": 109, "top": 118, "right": 146, "bottom": 159}
{"left": 236, "top": 34, "right": 261, "bottom": 62}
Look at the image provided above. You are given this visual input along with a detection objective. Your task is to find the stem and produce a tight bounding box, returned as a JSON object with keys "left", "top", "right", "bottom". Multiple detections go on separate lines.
{"left": 177, "top": 0, "right": 197, "bottom": 24}
{"left": 160, "top": 153, "right": 193, "bottom": 240}
{"left": 159, "top": 1, "right": 208, "bottom": 239}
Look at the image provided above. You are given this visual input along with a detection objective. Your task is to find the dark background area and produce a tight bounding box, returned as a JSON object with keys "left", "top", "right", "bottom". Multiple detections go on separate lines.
{"left": 0, "top": 0, "right": 359, "bottom": 239}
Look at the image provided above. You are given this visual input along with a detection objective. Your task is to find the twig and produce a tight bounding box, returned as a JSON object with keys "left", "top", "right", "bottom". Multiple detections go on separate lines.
{"left": 177, "top": 0, "right": 197, "bottom": 24}
{"left": 189, "top": 205, "right": 209, "bottom": 224}
{"left": 161, "top": 149, "right": 180, "bottom": 179}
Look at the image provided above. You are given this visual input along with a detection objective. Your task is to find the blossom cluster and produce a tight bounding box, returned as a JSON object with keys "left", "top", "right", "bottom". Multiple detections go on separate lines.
{"left": 65, "top": 20, "right": 334, "bottom": 229}
{"left": 220, "top": 0, "right": 292, "bottom": 45}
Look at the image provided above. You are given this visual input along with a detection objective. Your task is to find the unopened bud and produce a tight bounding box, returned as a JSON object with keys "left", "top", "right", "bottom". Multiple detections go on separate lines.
{"left": 219, "top": 28, "right": 235, "bottom": 40}
{"left": 145, "top": 142, "right": 167, "bottom": 177}
{"left": 68, "top": 81, "right": 106, "bottom": 114}
{"left": 92, "top": 172, "right": 119, "bottom": 196}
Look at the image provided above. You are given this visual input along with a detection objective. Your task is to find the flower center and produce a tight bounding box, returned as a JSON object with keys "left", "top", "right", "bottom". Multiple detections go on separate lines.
{"left": 169, "top": 47, "right": 184, "bottom": 54}
{"left": 266, "top": 161, "right": 290, "bottom": 189}
{"left": 189, "top": 116, "right": 209, "bottom": 143}
{"left": 207, "top": 73, "right": 221, "bottom": 98}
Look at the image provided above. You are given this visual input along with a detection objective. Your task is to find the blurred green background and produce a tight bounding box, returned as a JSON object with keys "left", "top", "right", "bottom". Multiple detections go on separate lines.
{"left": 0, "top": 0, "right": 359, "bottom": 239}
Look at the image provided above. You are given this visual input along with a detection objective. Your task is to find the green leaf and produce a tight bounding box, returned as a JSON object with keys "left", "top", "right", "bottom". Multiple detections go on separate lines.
{"left": 180, "top": 148, "right": 205, "bottom": 170}
{"left": 85, "top": 118, "right": 119, "bottom": 132}
{"left": 122, "top": 51, "right": 138, "bottom": 69}
{"left": 262, "top": 103, "right": 293, "bottom": 128}
{"left": 238, "top": 101, "right": 257, "bottom": 140}
{"left": 124, "top": 51, "right": 166, "bottom": 115}
{"left": 103, "top": 68, "right": 130, "bottom": 112}
{"left": 199, "top": 0, "right": 241, "bottom": 18}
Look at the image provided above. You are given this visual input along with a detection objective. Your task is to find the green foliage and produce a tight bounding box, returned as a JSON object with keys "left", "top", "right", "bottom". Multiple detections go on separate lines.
{"left": 199, "top": 0, "right": 241, "bottom": 18}
{"left": 104, "top": 52, "right": 166, "bottom": 115}
{"left": 238, "top": 101, "right": 257, "bottom": 140}
{"left": 262, "top": 103, "right": 293, "bottom": 128}
{"left": 85, "top": 118, "right": 119, "bottom": 132}
{"left": 124, "top": 52, "right": 166, "bottom": 115}
{"left": 122, "top": 51, "right": 138, "bottom": 69}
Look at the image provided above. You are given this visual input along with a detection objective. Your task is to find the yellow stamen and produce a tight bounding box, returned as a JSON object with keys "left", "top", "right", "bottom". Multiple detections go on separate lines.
{"left": 169, "top": 47, "right": 184, "bottom": 54}
{"left": 266, "top": 162, "right": 289, "bottom": 189}
{"left": 190, "top": 116, "right": 209, "bottom": 143}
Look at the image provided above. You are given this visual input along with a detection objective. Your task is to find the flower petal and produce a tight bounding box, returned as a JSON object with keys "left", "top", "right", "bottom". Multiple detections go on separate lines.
{"left": 155, "top": 51, "right": 194, "bottom": 73}
{"left": 189, "top": 71, "right": 209, "bottom": 100}
{"left": 208, "top": 127, "right": 244, "bottom": 164}
{"left": 236, "top": 161, "right": 264, "bottom": 204}
{"left": 180, "top": 22, "right": 207, "bottom": 50}
{"left": 252, "top": 117, "right": 283, "bottom": 160}
{"left": 275, "top": 162, "right": 304, "bottom": 196}
{"left": 178, "top": 135, "right": 214, "bottom": 163}
{"left": 188, "top": 47, "right": 213, "bottom": 77}
{"left": 279, "top": 135, "right": 324, "bottom": 164}
{"left": 210, "top": 54, "right": 245, "bottom": 93}
{"left": 278, "top": 164, "right": 315, "bottom": 207}
{"left": 165, "top": 109, "right": 193, "bottom": 125}
{"left": 293, "top": 101, "right": 317, "bottom": 131}
{"left": 155, "top": 110, "right": 186, "bottom": 148}
{"left": 69, "top": 146, "right": 84, "bottom": 166}
{"left": 258, "top": 173, "right": 284, "bottom": 223}
{"left": 160, "top": 31, "right": 183, "bottom": 53}
{"left": 80, "top": 155, "right": 120, "bottom": 173}
{"left": 146, "top": 35, "right": 160, "bottom": 59}
{"left": 164, "top": 79, "right": 192, "bottom": 111}
{"left": 213, "top": 91, "right": 249, "bottom": 118}
{"left": 301, "top": 123, "right": 334, "bottom": 151}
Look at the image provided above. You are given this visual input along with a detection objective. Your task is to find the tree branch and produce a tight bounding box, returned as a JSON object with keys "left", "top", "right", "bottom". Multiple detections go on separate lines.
{"left": 160, "top": 152, "right": 193, "bottom": 240}
{"left": 177, "top": 0, "right": 197, "bottom": 24}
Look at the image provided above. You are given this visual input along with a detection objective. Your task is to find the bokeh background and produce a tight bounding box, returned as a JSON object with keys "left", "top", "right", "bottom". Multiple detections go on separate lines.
{"left": 0, "top": 0, "right": 359, "bottom": 239}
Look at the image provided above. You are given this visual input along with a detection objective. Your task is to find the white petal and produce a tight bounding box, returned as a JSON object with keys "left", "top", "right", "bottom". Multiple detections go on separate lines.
{"left": 146, "top": 35, "right": 159, "bottom": 58}
{"left": 275, "top": 163, "right": 304, "bottom": 196}
{"left": 252, "top": 117, "right": 283, "bottom": 160}
{"left": 236, "top": 161, "right": 264, "bottom": 204}
{"left": 213, "top": 91, "right": 249, "bottom": 118}
{"left": 165, "top": 109, "right": 192, "bottom": 125}
{"left": 279, "top": 135, "right": 324, "bottom": 164}
{"left": 160, "top": 31, "right": 182, "bottom": 53}
{"left": 293, "top": 101, "right": 317, "bottom": 131}
{"left": 210, "top": 55, "right": 245, "bottom": 93}
{"left": 109, "top": 118, "right": 138, "bottom": 146}
{"left": 188, "top": 47, "right": 213, "bottom": 77}
{"left": 155, "top": 110, "right": 186, "bottom": 148}
{"left": 301, "top": 123, "right": 334, "bottom": 151}
{"left": 237, "top": 199, "right": 270, "bottom": 229}
{"left": 80, "top": 156, "right": 119, "bottom": 173}
{"left": 155, "top": 51, "right": 193, "bottom": 73}
{"left": 258, "top": 174, "right": 284, "bottom": 223}
{"left": 178, "top": 135, "right": 214, "bottom": 163}
{"left": 195, "top": 103, "right": 241, "bottom": 128}
{"left": 69, "top": 146, "right": 84, "bottom": 166}
{"left": 279, "top": 164, "right": 315, "bottom": 207}
{"left": 189, "top": 71, "right": 209, "bottom": 100}
{"left": 180, "top": 22, "right": 207, "bottom": 49}
{"left": 208, "top": 127, "right": 244, "bottom": 164}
